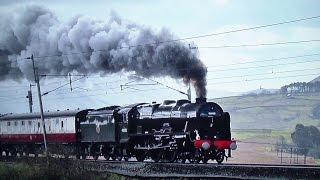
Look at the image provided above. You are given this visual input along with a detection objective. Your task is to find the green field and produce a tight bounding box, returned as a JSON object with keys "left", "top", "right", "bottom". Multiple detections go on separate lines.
{"left": 212, "top": 93, "right": 320, "bottom": 131}
{"left": 231, "top": 130, "right": 292, "bottom": 142}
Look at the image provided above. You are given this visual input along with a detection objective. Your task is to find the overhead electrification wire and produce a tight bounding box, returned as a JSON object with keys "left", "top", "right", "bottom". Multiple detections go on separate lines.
{"left": 0, "top": 87, "right": 170, "bottom": 104}
{"left": 40, "top": 74, "right": 87, "bottom": 77}
{"left": 1, "top": 57, "right": 319, "bottom": 93}
{"left": 207, "top": 52, "right": 320, "bottom": 68}
{"left": 207, "top": 73, "right": 320, "bottom": 85}
{"left": 207, "top": 67, "right": 320, "bottom": 80}
{"left": 169, "top": 15, "right": 320, "bottom": 41}
{"left": 208, "top": 58, "right": 320, "bottom": 72}
{"left": 198, "top": 39, "right": 320, "bottom": 49}
{"left": 1, "top": 57, "right": 319, "bottom": 94}
{"left": 42, "top": 76, "right": 87, "bottom": 96}
{"left": 1, "top": 71, "right": 319, "bottom": 104}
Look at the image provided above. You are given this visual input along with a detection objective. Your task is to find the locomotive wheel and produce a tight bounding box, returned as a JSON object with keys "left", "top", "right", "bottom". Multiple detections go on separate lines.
{"left": 81, "top": 154, "right": 87, "bottom": 160}
{"left": 135, "top": 150, "right": 147, "bottom": 162}
{"left": 110, "top": 153, "right": 118, "bottom": 161}
{"left": 194, "top": 149, "right": 201, "bottom": 163}
{"left": 93, "top": 153, "right": 99, "bottom": 161}
{"left": 64, "top": 154, "right": 70, "bottom": 159}
{"left": 181, "top": 157, "right": 186, "bottom": 163}
{"left": 123, "top": 149, "right": 130, "bottom": 161}
{"left": 20, "top": 151, "right": 26, "bottom": 157}
{"left": 216, "top": 151, "right": 225, "bottom": 164}
{"left": 76, "top": 149, "right": 82, "bottom": 159}
{"left": 203, "top": 154, "right": 210, "bottom": 164}
{"left": 113, "top": 149, "right": 123, "bottom": 161}
{"left": 118, "top": 149, "right": 124, "bottom": 161}
{"left": 177, "top": 155, "right": 186, "bottom": 163}
{"left": 179, "top": 153, "right": 187, "bottom": 163}
{"left": 117, "top": 154, "right": 123, "bottom": 161}
{"left": 164, "top": 149, "right": 177, "bottom": 163}
{"left": 103, "top": 153, "right": 110, "bottom": 160}
{"left": 187, "top": 152, "right": 195, "bottom": 163}
{"left": 11, "top": 150, "right": 17, "bottom": 157}
{"left": 76, "top": 154, "right": 81, "bottom": 159}
{"left": 150, "top": 149, "right": 163, "bottom": 163}
{"left": 24, "top": 148, "right": 30, "bottom": 157}
{"left": 124, "top": 156, "right": 129, "bottom": 162}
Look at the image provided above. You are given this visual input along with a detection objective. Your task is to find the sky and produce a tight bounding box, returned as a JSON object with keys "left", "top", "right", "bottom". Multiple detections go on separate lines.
{"left": 0, "top": 0, "right": 319, "bottom": 113}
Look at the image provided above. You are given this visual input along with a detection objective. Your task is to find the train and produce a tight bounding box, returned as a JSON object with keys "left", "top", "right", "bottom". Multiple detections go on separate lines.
{"left": 0, "top": 98, "right": 236, "bottom": 164}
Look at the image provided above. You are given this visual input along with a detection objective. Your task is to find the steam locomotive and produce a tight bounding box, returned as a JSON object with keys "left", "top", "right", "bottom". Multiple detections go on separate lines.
{"left": 0, "top": 98, "right": 236, "bottom": 164}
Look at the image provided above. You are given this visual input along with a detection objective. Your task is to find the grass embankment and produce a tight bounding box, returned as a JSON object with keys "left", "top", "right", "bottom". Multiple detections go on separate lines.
{"left": 0, "top": 162, "right": 125, "bottom": 180}
{"left": 213, "top": 93, "right": 320, "bottom": 130}
{"left": 232, "top": 129, "right": 292, "bottom": 146}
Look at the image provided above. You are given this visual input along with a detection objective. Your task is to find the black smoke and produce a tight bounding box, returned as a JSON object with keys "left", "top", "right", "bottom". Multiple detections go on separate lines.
{"left": 0, "top": 5, "right": 207, "bottom": 97}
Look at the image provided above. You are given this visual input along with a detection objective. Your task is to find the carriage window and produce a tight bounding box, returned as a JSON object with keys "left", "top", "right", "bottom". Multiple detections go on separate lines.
{"left": 7, "top": 121, "right": 10, "bottom": 126}
{"left": 61, "top": 121, "right": 64, "bottom": 129}
{"left": 14, "top": 121, "right": 17, "bottom": 126}
{"left": 38, "top": 122, "right": 40, "bottom": 128}
{"left": 28, "top": 121, "right": 32, "bottom": 126}
{"left": 21, "top": 121, "right": 25, "bottom": 126}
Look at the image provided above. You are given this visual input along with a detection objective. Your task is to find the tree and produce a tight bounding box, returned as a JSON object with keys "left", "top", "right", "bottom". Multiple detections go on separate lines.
{"left": 291, "top": 124, "right": 320, "bottom": 155}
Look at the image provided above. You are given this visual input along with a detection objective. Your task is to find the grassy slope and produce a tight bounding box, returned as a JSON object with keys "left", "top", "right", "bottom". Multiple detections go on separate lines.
{"left": 0, "top": 162, "right": 125, "bottom": 180}
{"left": 212, "top": 93, "right": 320, "bottom": 131}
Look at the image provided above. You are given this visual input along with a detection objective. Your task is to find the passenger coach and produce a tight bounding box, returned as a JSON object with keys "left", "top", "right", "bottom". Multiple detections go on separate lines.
{"left": 0, "top": 110, "right": 89, "bottom": 157}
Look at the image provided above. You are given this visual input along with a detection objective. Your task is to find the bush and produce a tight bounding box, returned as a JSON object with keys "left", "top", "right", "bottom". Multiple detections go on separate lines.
{"left": 308, "top": 146, "right": 320, "bottom": 159}
{"left": 292, "top": 124, "right": 320, "bottom": 158}
{"left": 0, "top": 162, "right": 61, "bottom": 179}
{"left": 0, "top": 161, "right": 122, "bottom": 180}
{"left": 312, "top": 103, "right": 320, "bottom": 119}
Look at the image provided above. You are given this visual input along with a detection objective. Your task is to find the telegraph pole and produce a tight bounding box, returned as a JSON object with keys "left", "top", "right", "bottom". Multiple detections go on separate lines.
{"left": 187, "top": 82, "right": 191, "bottom": 101}
{"left": 26, "top": 84, "right": 35, "bottom": 113}
{"left": 27, "top": 54, "right": 48, "bottom": 155}
{"left": 26, "top": 84, "right": 33, "bottom": 113}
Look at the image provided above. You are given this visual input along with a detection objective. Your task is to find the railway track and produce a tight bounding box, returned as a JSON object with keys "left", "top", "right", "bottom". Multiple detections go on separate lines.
{"left": 1, "top": 156, "right": 320, "bottom": 179}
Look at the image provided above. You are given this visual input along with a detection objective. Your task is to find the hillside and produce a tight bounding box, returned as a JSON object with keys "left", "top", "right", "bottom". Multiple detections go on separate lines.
{"left": 211, "top": 93, "right": 320, "bottom": 130}
{"left": 310, "top": 76, "right": 320, "bottom": 83}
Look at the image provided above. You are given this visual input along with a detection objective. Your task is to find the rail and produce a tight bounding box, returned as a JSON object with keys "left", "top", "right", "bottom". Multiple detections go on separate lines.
{"left": 1, "top": 156, "right": 319, "bottom": 179}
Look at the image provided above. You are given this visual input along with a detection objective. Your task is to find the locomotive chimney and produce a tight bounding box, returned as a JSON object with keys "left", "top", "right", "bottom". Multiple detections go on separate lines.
{"left": 195, "top": 97, "right": 207, "bottom": 104}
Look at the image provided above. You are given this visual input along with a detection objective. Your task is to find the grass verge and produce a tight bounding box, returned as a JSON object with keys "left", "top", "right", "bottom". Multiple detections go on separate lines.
{"left": 0, "top": 162, "right": 126, "bottom": 180}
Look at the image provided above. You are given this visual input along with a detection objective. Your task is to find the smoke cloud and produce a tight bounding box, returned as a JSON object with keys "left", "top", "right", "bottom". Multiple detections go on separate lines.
{"left": 0, "top": 5, "right": 207, "bottom": 97}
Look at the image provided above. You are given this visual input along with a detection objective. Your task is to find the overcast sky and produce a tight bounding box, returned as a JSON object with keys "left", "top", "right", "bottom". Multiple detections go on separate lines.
{"left": 0, "top": 0, "right": 319, "bottom": 113}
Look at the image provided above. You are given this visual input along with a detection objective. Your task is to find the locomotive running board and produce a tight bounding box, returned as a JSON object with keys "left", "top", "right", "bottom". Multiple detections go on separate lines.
{"left": 134, "top": 145, "right": 170, "bottom": 150}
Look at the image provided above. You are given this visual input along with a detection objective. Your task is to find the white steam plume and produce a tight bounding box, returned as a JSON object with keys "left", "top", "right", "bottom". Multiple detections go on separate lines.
{"left": 0, "top": 5, "right": 207, "bottom": 97}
